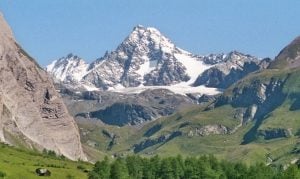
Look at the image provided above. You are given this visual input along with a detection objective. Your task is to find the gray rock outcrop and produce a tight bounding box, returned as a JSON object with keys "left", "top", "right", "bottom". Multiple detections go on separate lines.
{"left": 72, "top": 88, "right": 194, "bottom": 126}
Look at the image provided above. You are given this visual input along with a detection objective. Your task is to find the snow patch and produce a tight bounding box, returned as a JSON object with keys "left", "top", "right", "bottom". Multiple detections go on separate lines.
{"left": 47, "top": 56, "right": 89, "bottom": 82}
{"left": 109, "top": 83, "right": 221, "bottom": 96}
{"left": 82, "top": 84, "right": 100, "bottom": 91}
{"left": 46, "top": 60, "right": 57, "bottom": 72}
{"left": 107, "top": 84, "right": 125, "bottom": 91}
{"left": 174, "top": 53, "right": 212, "bottom": 83}
{"left": 136, "top": 56, "right": 157, "bottom": 77}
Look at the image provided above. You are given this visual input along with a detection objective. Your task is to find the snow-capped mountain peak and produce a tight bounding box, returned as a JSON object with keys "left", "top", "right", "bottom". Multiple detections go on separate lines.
{"left": 117, "top": 25, "right": 178, "bottom": 55}
{"left": 46, "top": 53, "right": 88, "bottom": 82}
{"left": 46, "top": 25, "right": 266, "bottom": 95}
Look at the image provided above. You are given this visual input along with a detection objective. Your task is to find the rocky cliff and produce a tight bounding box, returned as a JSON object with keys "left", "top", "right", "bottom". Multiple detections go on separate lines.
{"left": 0, "top": 13, "right": 85, "bottom": 160}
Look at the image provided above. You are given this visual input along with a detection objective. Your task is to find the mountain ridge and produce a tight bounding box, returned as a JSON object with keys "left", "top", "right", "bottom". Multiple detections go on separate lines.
{"left": 47, "top": 25, "right": 266, "bottom": 96}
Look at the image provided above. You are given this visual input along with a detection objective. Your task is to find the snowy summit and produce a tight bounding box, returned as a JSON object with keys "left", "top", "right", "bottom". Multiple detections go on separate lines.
{"left": 46, "top": 25, "right": 262, "bottom": 95}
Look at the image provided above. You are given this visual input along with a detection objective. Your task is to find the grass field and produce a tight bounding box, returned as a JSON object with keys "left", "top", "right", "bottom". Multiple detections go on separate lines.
{"left": 0, "top": 143, "right": 92, "bottom": 179}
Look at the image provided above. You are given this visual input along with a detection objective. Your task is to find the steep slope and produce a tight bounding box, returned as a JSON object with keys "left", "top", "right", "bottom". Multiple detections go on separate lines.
{"left": 0, "top": 13, "right": 85, "bottom": 160}
{"left": 269, "top": 36, "right": 300, "bottom": 69}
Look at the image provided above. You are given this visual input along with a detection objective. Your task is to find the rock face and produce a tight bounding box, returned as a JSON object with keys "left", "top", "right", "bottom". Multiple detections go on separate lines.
{"left": 0, "top": 13, "right": 85, "bottom": 160}
{"left": 258, "top": 128, "right": 291, "bottom": 140}
{"left": 89, "top": 103, "right": 155, "bottom": 126}
{"left": 193, "top": 51, "right": 269, "bottom": 88}
{"left": 66, "top": 88, "right": 194, "bottom": 126}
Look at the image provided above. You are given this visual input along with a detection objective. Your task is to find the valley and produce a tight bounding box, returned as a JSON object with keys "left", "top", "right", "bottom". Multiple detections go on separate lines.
{"left": 46, "top": 23, "right": 300, "bottom": 166}
{"left": 0, "top": 3, "right": 300, "bottom": 178}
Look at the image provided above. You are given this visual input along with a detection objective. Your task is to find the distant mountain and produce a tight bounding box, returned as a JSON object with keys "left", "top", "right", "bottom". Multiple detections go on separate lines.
{"left": 47, "top": 25, "right": 270, "bottom": 130}
{"left": 47, "top": 25, "right": 266, "bottom": 94}
{"left": 194, "top": 51, "right": 270, "bottom": 88}
{"left": 46, "top": 53, "right": 88, "bottom": 83}
{"left": 0, "top": 12, "right": 85, "bottom": 160}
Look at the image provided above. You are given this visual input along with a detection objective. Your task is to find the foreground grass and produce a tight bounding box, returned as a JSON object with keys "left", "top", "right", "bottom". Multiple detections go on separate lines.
{"left": 0, "top": 143, "right": 92, "bottom": 179}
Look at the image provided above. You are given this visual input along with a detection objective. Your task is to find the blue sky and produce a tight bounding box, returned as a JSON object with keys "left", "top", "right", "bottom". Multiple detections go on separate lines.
{"left": 0, "top": 0, "right": 300, "bottom": 67}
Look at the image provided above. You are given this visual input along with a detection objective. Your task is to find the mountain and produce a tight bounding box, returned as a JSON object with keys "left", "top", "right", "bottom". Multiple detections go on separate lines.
{"left": 48, "top": 25, "right": 212, "bottom": 91}
{"left": 82, "top": 25, "right": 211, "bottom": 89}
{"left": 46, "top": 53, "right": 88, "bottom": 83}
{"left": 71, "top": 35, "right": 300, "bottom": 166}
{"left": 0, "top": 13, "right": 85, "bottom": 160}
{"left": 193, "top": 51, "right": 270, "bottom": 88}
{"left": 132, "top": 35, "right": 300, "bottom": 160}
{"left": 46, "top": 25, "right": 271, "bottom": 131}
{"left": 47, "top": 25, "right": 266, "bottom": 94}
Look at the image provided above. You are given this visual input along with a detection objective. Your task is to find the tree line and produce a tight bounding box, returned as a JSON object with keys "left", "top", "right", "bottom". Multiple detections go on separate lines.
{"left": 88, "top": 155, "right": 300, "bottom": 179}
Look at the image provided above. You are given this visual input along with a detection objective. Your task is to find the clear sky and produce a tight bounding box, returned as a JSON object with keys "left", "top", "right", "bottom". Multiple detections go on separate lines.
{"left": 0, "top": 0, "right": 300, "bottom": 67}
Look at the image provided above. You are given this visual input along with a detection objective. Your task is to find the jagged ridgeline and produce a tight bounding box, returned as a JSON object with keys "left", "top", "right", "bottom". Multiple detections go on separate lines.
{"left": 47, "top": 25, "right": 267, "bottom": 92}
{"left": 0, "top": 12, "right": 86, "bottom": 160}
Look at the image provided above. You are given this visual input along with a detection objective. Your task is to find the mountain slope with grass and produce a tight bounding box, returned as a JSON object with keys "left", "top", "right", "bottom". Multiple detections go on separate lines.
{"left": 0, "top": 143, "right": 91, "bottom": 179}
{"left": 75, "top": 35, "right": 300, "bottom": 166}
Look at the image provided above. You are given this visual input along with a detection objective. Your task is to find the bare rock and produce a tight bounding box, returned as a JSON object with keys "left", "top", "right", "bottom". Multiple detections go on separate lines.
{"left": 0, "top": 13, "right": 85, "bottom": 160}
{"left": 195, "top": 125, "right": 228, "bottom": 136}
{"left": 35, "top": 168, "right": 51, "bottom": 176}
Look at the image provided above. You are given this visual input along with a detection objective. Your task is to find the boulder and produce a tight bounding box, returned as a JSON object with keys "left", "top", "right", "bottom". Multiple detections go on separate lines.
{"left": 35, "top": 168, "right": 51, "bottom": 176}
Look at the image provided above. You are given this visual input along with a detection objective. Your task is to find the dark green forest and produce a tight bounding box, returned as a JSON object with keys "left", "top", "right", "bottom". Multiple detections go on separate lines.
{"left": 88, "top": 155, "right": 300, "bottom": 179}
